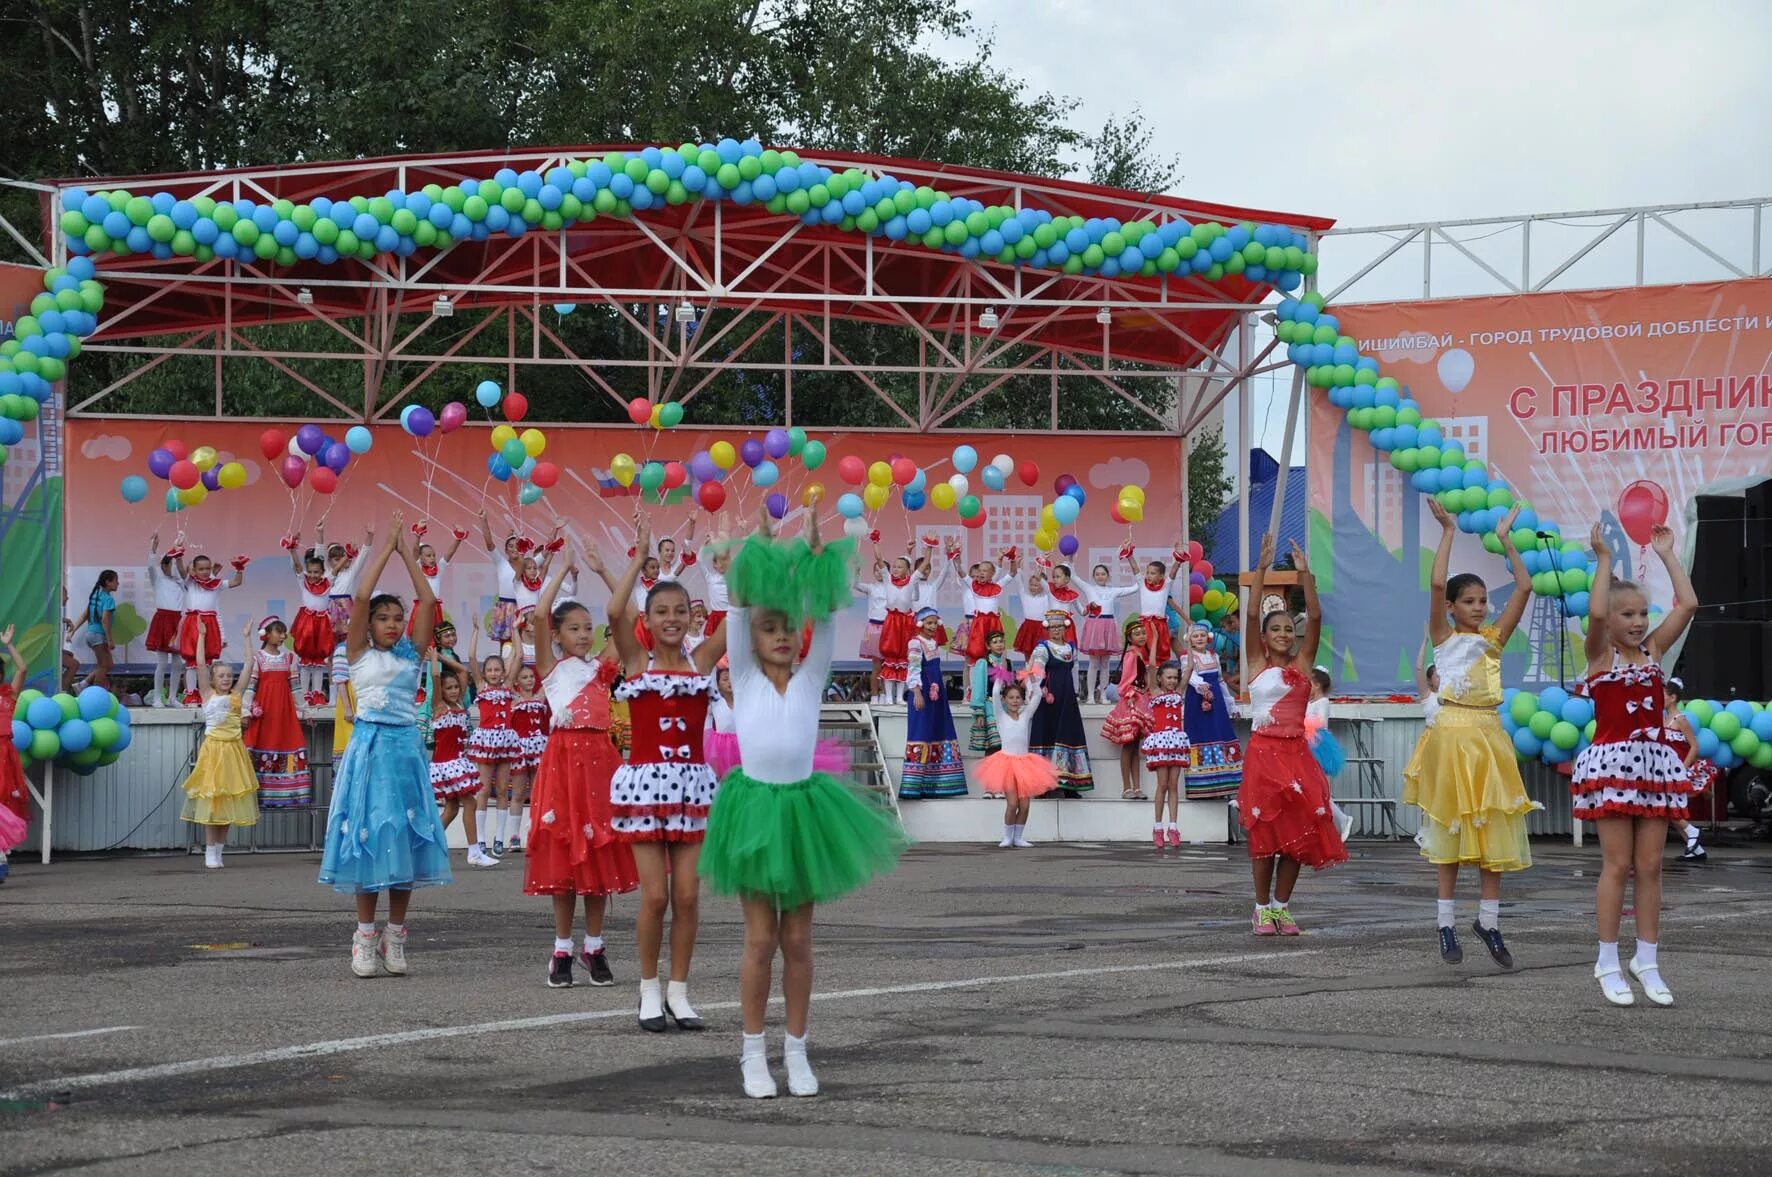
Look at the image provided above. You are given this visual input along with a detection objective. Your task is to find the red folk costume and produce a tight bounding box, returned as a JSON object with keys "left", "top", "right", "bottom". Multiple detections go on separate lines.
{"left": 177, "top": 574, "right": 231, "bottom": 666}
{"left": 1571, "top": 651, "right": 1691, "bottom": 820}
{"left": 242, "top": 646, "right": 312, "bottom": 807}
{"left": 964, "top": 577, "right": 1007, "bottom": 661}
{"left": 467, "top": 687, "right": 521, "bottom": 763}
{"left": 523, "top": 655, "right": 639, "bottom": 896}
{"left": 1238, "top": 665, "right": 1347, "bottom": 869}
{"left": 512, "top": 695, "right": 552, "bottom": 774}
{"left": 609, "top": 668, "right": 718, "bottom": 842}
{"left": 0, "top": 684, "right": 29, "bottom": 827}
{"left": 1046, "top": 583, "right": 1082, "bottom": 646}
{"left": 291, "top": 574, "right": 335, "bottom": 665}
{"left": 877, "top": 570, "right": 919, "bottom": 684}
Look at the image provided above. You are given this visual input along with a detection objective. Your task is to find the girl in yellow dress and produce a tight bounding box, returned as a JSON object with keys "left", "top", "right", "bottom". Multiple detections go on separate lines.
{"left": 1404, "top": 501, "right": 1541, "bottom": 968}
{"left": 181, "top": 620, "right": 262, "bottom": 869}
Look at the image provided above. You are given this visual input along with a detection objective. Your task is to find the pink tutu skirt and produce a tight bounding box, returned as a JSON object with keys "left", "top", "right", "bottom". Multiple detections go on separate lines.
{"left": 706, "top": 731, "right": 852, "bottom": 781}
{"left": 975, "top": 751, "right": 1059, "bottom": 800}
{"left": 1078, "top": 616, "right": 1121, "bottom": 656}
{"left": 0, "top": 801, "right": 25, "bottom": 852}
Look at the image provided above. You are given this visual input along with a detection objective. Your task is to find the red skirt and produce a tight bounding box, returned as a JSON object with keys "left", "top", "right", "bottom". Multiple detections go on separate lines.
{"left": 522, "top": 729, "right": 640, "bottom": 897}
{"left": 146, "top": 609, "right": 183, "bottom": 653}
{"left": 405, "top": 599, "right": 444, "bottom": 639}
{"left": 1238, "top": 731, "right": 1347, "bottom": 869}
{"left": 1140, "top": 615, "right": 1173, "bottom": 664}
{"left": 291, "top": 608, "right": 333, "bottom": 665}
{"left": 966, "top": 611, "right": 1005, "bottom": 661}
{"left": 878, "top": 609, "right": 916, "bottom": 683}
{"left": 2, "top": 745, "right": 28, "bottom": 824}
{"left": 1011, "top": 619, "right": 1046, "bottom": 662}
{"left": 243, "top": 668, "right": 311, "bottom": 807}
{"left": 177, "top": 612, "right": 222, "bottom": 665}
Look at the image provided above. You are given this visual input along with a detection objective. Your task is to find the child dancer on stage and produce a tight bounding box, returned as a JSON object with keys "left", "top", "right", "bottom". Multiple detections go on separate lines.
{"left": 408, "top": 522, "right": 466, "bottom": 638}
{"left": 1574, "top": 521, "right": 1697, "bottom": 1006}
{"left": 1128, "top": 546, "right": 1184, "bottom": 666}
{"left": 1028, "top": 610, "right": 1093, "bottom": 795}
{"left": 875, "top": 553, "right": 925, "bottom": 705}
{"left": 701, "top": 508, "right": 906, "bottom": 1098}
{"left": 961, "top": 556, "right": 1012, "bottom": 680}
{"left": 1044, "top": 564, "right": 1082, "bottom": 648}
{"left": 242, "top": 617, "right": 312, "bottom": 809}
{"left": 1240, "top": 536, "right": 1345, "bottom": 935}
{"left": 969, "top": 630, "right": 1012, "bottom": 775}
{"left": 479, "top": 509, "right": 525, "bottom": 643}
{"left": 1010, "top": 559, "right": 1052, "bottom": 664}
{"left": 607, "top": 514, "right": 728, "bottom": 1031}
{"left": 317, "top": 513, "right": 453, "bottom": 977}
{"left": 1101, "top": 619, "right": 1154, "bottom": 800}
{"left": 1306, "top": 669, "right": 1353, "bottom": 843}
{"left": 427, "top": 653, "right": 481, "bottom": 852}
{"left": 81, "top": 569, "right": 119, "bottom": 694}
{"left": 900, "top": 607, "right": 969, "bottom": 799}
{"left": 1181, "top": 621, "right": 1241, "bottom": 800}
{"left": 527, "top": 552, "right": 639, "bottom": 989}
{"left": 180, "top": 621, "right": 260, "bottom": 869}
{"left": 288, "top": 536, "right": 336, "bottom": 706}
{"left": 463, "top": 628, "right": 518, "bottom": 867}
{"left": 506, "top": 664, "right": 550, "bottom": 853}
{"left": 978, "top": 676, "right": 1056, "bottom": 848}
{"left": 856, "top": 552, "right": 888, "bottom": 703}
{"left": 1, "top": 627, "right": 34, "bottom": 882}
{"left": 1403, "top": 502, "right": 1538, "bottom": 966}
{"left": 1662, "top": 679, "right": 1711, "bottom": 862}
{"left": 177, "top": 553, "right": 245, "bottom": 705}
{"left": 706, "top": 661, "right": 739, "bottom": 777}
{"left": 1078, "top": 562, "right": 1138, "bottom": 704}
{"left": 313, "top": 521, "right": 371, "bottom": 640}
{"left": 1142, "top": 662, "right": 1190, "bottom": 847}
{"left": 146, "top": 534, "right": 188, "bottom": 707}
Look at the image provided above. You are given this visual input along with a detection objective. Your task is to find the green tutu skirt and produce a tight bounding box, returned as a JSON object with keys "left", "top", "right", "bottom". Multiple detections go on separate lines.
{"left": 702, "top": 768, "right": 910, "bottom": 908}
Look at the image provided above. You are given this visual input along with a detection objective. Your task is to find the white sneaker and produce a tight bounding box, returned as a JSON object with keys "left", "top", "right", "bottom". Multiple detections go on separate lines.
{"left": 204, "top": 845, "right": 224, "bottom": 869}
{"left": 1012, "top": 831, "right": 1035, "bottom": 848}
{"left": 1337, "top": 810, "right": 1354, "bottom": 842}
{"left": 378, "top": 926, "right": 408, "bottom": 976}
{"left": 741, "top": 1038, "right": 777, "bottom": 1099}
{"left": 997, "top": 830, "right": 1014, "bottom": 847}
{"left": 350, "top": 930, "right": 378, "bottom": 978}
{"left": 784, "top": 1037, "right": 819, "bottom": 1097}
{"left": 467, "top": 845, "right": 500, "bottom": 867}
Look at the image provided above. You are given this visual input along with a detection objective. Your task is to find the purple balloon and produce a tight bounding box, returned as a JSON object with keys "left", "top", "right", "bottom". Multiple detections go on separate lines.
{"left": 763, "top": 428, "right": 791, "bottom": 460}
{"left": 404, "top": 406, "right": 436, "bottom": 437}
{"left": 322, "top": 442, "right": 351, "bottom": 472}
{"left": 689, "top": 451, "right": 719, "bottom": 483}
{"left": 1053, "top": 473, "right": 1077, "bottom": 495}
{"left": 1058, "top": 534, "right": 1079, "bottom": 557}
{"left": 740, "top": 438, "right": 765, "bottom": 468}
{"left": 296, "top": 424, "right": 325, "bottom": 455}
{"left": 147, "top": 448, "right": 175, "bottom": 479}
{"left": 1190, "top": 571, "right": 1207, "bottom": 587}
{"left": 200, "top": 468, "right": 221, "bottom": 491}
{"left": 765, "top": 492, "right": 788, "bottom": 520}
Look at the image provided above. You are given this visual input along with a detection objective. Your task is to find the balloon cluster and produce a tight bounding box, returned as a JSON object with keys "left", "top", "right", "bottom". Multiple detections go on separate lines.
{"left": 463, "top": 382, "right": 552, "bottom": 504}
{"left": 1676, "top": 698, "right": 1772, "bottom": 773}
{"left": 1500, "top": 686, "right": 1598, "bottom": 766}
{"left": 0, "top": 257, "right": 102, "bottom": 464}
{"left": 254, "top": 425, "right": 371, "bottom": 498}
{"left": 11, "top": 685, "right": 133, "bottom": 775}
{"left": 1181, "top": 541, "right": 1237, "bottom": 623}
{"left": 126, "top": 438, "right": 251, "bottom": 510}
{"left": 56, "top": 144, "right": 1317, "bottom": 289}
{"left": 1276, "top": 292, "right": 1598, "bottom": 614}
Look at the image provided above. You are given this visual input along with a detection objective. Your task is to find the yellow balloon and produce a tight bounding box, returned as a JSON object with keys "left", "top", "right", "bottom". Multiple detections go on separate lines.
{"left": 190, "top": 446, "right": 217, "bottom": 472}
{"left": 521, "top": 428, "right": 546, "bottom": 457}
{"left": 610, "top": 452, "right": 637, "bottom": 487}
{"left": 710, "top": 440, "right": 736, "bottom": 469}
{"left": 490, "top": 424, "right": 517, "bottom": 451}
{"left": 930, "top": 483, "right": 956, "bottom": 511}
{"left": 217, "top": 461, "right": 247, "bottom": 489}
{"left": 867, "top": 460, "right": 892, "bottom": 488}
{"left": 862, "top": 482, "right": 890, "bottom": 511}
{"left": 802, "top": 482, "right": 825, "bottom": 507}
{"left": 1202, "top": 589, "right": 1224, "bottom": 612}
{"left": 1040, "top": 505, "right": 1058, "bottom": 529}
{"left": 1033, "top": 529, "right": 1056, "bottom": 552}
{"left": 1119, "top": 499, "right": 1144, "bottom": 522}
{"left": 649, "top": 403, "right": 664, "bottom": 429}
{"left": 1121, "top": 485, "right": 1146, "bottom": 505}
{"left": 178, "top": 484, "right": 208, "bottom": 506}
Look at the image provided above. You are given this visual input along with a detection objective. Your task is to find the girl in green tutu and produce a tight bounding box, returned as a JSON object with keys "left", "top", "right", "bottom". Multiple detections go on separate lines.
{"left": 701, "top": 507, "right": 909, "bottom": 1100}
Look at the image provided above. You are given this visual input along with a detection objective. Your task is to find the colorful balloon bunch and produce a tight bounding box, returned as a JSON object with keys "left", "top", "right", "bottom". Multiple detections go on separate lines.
{"left": 130, "top": 439, "right": 250, "bottom": 511}
{"left": 1181, "top": 542, "right": 1236, "bottom": 623}
{"left": 1677, "top": 698, "right": 1772, "bottom": 773}
{"left": 1500, "top": 686, "right": 1598, "bottom": 766}
{"left": 0, "top": 257, "right": 101, "bottom": 463}
{"left": 55, "top": 143, "right": 1317, "bottom": 289}
{"left": 255, "top": 425, "right": 364, "bottom": 497}
{"left": 11, "top": 685, "right": 132, "bottom": 775}
{"left": 1033, "top": 472, "right": 1084, "bottom": 554}
{"left": 462, "top": 382, "right": 552, "bottom": 504}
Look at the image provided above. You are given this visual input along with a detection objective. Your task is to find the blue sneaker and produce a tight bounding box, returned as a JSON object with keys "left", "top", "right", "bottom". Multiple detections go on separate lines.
{"left": 1472, "top": 919, "right": 1514, "bottom": 969}
{"left": 1438, "top": 925, "right": 1462, "bottom": 964}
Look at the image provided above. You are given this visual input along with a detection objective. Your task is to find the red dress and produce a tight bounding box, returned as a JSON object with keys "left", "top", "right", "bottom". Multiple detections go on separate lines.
{"left": 428, "top": 709, "right": 479, "bottom": 799}
{"left": 1, "top": 685, "right": 29, "bottom": 826}
{"left": 610, "top": 669, "right": 718, "bottom": 842}
{"left": 291, "top": 576, "right": 335, "bottom": 665}
{"left": 242, "top": 649, "right": 311, "bottom": 807}
{"left": 1571, "top": 652, "right": 1691, "bottom": 820}
{"left": 512, "top": 696, "right": 551, "bottom": 773}
{"left": 878, "top": 574, "right": 917, "bottom": 684}
{"left": 523, "top": 657, "right": 639, "bottom": 896}
{"left": 1100, "top": 649, "right": 1152, "bottom": 746}
{"left": 467, "top": 687, "right": 521, "bottom": 763}
{"left": 1141, "top": 692, "right": 1191, "bottom": 768}
{"left": 1238, "top": 666, "right": 1347, "bottom": 869}
{"left": 177, "top": 577, "right": 227, "bottom": 665}
{"left": 965, "top": 581, "right": 1006, "bottom": 661}
{"left": 1047, "top": 585, "right": 1081, "bottom": 646}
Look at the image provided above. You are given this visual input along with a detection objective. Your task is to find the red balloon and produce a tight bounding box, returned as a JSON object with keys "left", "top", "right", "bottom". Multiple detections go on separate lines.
{"left": 162, "top": 440, "right": 189, "bottom": 460}
{"left": 1108, "top": 501, "right": 1128, "bottom": 525}
{"left": 278, "top": 455, "right": 306, "bottom": 489}
{"left": 1189, "top": 583, "right": 1205, "bottom": 604}
{"left": 168, "top": 459, "right": 199, "bottom": 490}
{"left": 258, "top": 429, "right": 286, "bottom": 461}
{"left": 309, "top": 466, "right": 338, "bottom": 494}
{"left": 1617, "top": 480, "right": 1668, "bottom": 546}
{"left": 1017, "top": 459, "right": 1040, "bottom": 487}
{"left": 697, "top": 481, "right": 726, "bottom": 512}
{"left": 1194, "top": 559, "right": 1214, "bottom": 581}
{"left": 837, "top": 455, "right": 866, "bottom": 486}
{"left": 627, "top": 398, "right": 651, "bottom": 425}
{"left": 1054, "top": 473, "right": 1077, "bottom": 495}
{"left": 1185, "top": 540, "right": 1204, "bottom": 565}
{"left": 890, "top": 457, "right": 917, "bottom": 486}
{"left": 530, "top": 461, "right": 559, "bottom": 489}
{"left": 961, "top": 510, "right": 987, "bottom": 530}
{"left": 662, "top": 461, "right": 687, "bottom": 489}
{"left": 503, "top": 392, "right": 528, "bottom": 422}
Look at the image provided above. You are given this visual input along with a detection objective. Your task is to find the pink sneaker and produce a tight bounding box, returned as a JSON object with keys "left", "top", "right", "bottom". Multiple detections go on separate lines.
{"left": 1252, "top": 908, "right": 1277, "bottom": 936}
{"left": 1152, "top": 828, "right": 1164, "bottom": 848}
{"left": 1272, "top": 907, "right": 1300, "bottom": 936}
{"left": 1164, "top": 827, "right": 1181, "bottom": 847}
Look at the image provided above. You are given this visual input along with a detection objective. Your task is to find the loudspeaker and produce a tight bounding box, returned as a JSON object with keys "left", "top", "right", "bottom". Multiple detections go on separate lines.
{"left": 1697, "top": 495, "right": 1745, "bottom": 523}
{"left": 1678, "top": 619, "right": 1766, "bottom": 699}
{"left": 1745, "top": 483, "right": 1772, "bottom": 621}
{"left": 1691, "top": 516, "right": 1745, "bottom": 610}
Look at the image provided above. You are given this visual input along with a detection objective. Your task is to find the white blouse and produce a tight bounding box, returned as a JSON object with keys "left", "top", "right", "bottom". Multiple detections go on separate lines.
{"left": 991, "top": 680, "right": 1042, "bottom": 755}
{"left": 147, "top": 555, "right": 186, "bottom": 612}
{"left": 725, "top": 604, "right": 833, "bottom": 784}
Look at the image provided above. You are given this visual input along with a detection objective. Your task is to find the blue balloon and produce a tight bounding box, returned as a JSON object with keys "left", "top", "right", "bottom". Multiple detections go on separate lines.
{"left": 837, "top": 493, "right": 864, "bottom": 519}
{"left": 26, "top": 698, "right": 63, "bottom": 730}
{"left": 1697, "top": 728, "right": 1720, "bottom": 759}
{"left": 903, "top": 489, "right": 926, "bottom": 511}
{"left": 1559, "top": 696, "right": 1594, "bottom": 728}
{"left": 1052, "top": 496, "right": 1081, "bottom": 525}
{"left": 1063, "top": 484, "right": 1086, "bottom": 505}
{"left": 1511, "top": 727, "right": 1543, "bottom": 758}
{"left": 752, "top": 460, "right": 779, "bottom": 488}
{"left": 488, "top": 454, "right": 512, "bottom": 481}
{"left": 1539, "top": 686, "right": 1570, "bottom": 715}
{"left": 1566, "top": 590, "right": 1589, "bottom": 616}
{"left": 1751, "top": 711, "right": 1772, "bottom": 741}
{"left": 981, "top": 465, "right": 1006, "bottom": 491}
{"left": 906, "top": 468, "right": 927, "bottom": 494}
{"left": 58, "top": 717, "right": 93, "bottom": 753}
{"left": 952, "top": 445, "right": 977, "bottom": 473}
{"left": 1726, "top": 699, "right": 1756, "bottom": 724}
{"left": 344, "top": 426, "right": 373, "bottom": 454}
{"left": 11, "top": 720, "right": 28, "bottom": 751}
{"left": 475, "top": 380, "right": 501, "bottom": 407}
{"left": 77, "top": 685, "right": 113, "bottom": 722}
{"left": 119, "top": 474, "right": 149, "bottom": 504}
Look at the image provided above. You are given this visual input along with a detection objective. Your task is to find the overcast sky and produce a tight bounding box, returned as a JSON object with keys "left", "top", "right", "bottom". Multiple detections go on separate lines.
{"left": 935, "top": 0, "right": 1772, "bottom": 455}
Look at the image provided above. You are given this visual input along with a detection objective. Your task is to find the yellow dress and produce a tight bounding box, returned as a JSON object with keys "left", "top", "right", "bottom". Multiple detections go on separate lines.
{"left": 181, "top": 695, "right": 261, "bottom": 827}
{"left": 1402, "top": 625, "right": 1540, "bottom": 871}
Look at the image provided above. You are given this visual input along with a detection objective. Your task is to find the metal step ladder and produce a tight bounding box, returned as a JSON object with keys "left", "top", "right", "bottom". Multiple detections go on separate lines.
{"left": 818, "top": 702, "right": 900, "bottom": 823}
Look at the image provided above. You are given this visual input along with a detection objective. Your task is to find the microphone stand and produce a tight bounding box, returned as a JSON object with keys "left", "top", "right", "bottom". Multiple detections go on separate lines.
{"left": 1539, "top": 530, "right": 1568, "bottom": 692}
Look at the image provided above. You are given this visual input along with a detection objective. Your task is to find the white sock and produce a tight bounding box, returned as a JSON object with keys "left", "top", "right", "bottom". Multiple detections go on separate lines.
{"left": 1166, "top": 822, "right": 1178, "bottom": 833}
{"left": 488, "top": 807, "right": 505, "bottom": 842}
{"left": 1153, "top": 823, "right": 1164, "bottom": 835}
{"left": 385, "top": 922, "right": 405, "bottom": 937}
{"left": 514, "top": 805, "right": 529, "bottom": 837}
{"left": 1596, "top": 940, "right": 1620, "bottom": 972}
{"left": 554, "top": 936, "right": 574, "bottom": 953}
{"left": 1477, "top": 899, "right": 1500, "bottom": 931}
{"left": 151, "top": 656, "right": 164, "bottom": 701}
{"left": 742, "top": 1031, "right": 767, "bottom": 1059}
{"left": 582, "top": 935, "right": 604, "bottom": 954}
{"left": 1634, "top": 940, "right": 1658, "bottom": 969}
{"left": 1436, "top": 899, "right": 1456, "bottom": 928}
{"left": 639, "top": 977, "right": 663, "bottom": 1019}
{"left": 1682, "top": 824, "right": 1700, "bottom": 845}
{"left": 667, "top": 979, "right": 695, "bottom": 1012}
{"left": 184, "top": 666, "right": 198, "bottom": 693}
{"left": 357, "top": 921, "right": 376, "bottom": 936}
{"left": 1270, "top": 899, "right": 1288, "bottom": 911}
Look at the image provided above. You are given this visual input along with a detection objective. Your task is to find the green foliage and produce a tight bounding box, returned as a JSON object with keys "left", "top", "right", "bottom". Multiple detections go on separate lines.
{"left": 1188, "top": 427, "right": 1233, "bottom": 559}
{"left": 110, "top": 602, "right": 148, "bottom": 652}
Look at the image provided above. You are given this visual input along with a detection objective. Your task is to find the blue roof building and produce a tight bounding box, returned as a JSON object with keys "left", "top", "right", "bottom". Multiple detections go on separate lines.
{"left": 1207, "top": 448, "right": 1306, "bottom": 567}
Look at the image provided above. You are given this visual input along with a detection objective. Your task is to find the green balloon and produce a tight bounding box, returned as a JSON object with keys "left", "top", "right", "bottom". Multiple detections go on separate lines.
{"left": 1482, "top": 533, "right": 1505, "bottom": 554}
{"left": 70, "top": 747, "right": 103, "bottom": 767}
{"left": 957, "top": 495, "right": 981, "bottom": 519}
{"left": 787, "top": 427, "right": 807, "bottom": 456}
{"left": 1508, "top": 691, "right": 1538, "bottom": 726}
{"left": 500, "top": 438, "right": 528, "bottom": 467}
{"left": 1731, "top": 729, "right": 1761, "bottom": 758}
{"left": 1753, "top": 742, "right": 1772, "bottom": 769}
{"left": 801, "top": 440, "right": 826, "bottom": 471}
{"left": 1584, "top": 719, "right": 1597, "bottom": 740}
{"left": 1559, "top": 568, "right": 1589, "bottom": 594}
{"left": 1685, "top": 699, "right": 1714, "bottom": 726}
{"left": 638, "top": 462, "right": 665, "bottom": 491}
{"left": 1371, "top": 405, "right": 1396, "bottom": 428}
{"left": 28, "top": 729, "right": 59, "bottom": 760}
{"left": 1549, "top": 720, "right": 1581, "bottom": 750}
{"left": 1710, "top": 712, "right": 1741, "bottom": 741}
{"left": 1527, "top": 710, "right": 1557, "bottom": 740}
{"left": 659, "top": 402, "right": 684, "bottom": 428}
{"left": 54, "top": 692, "right": 79, "bottom": 721}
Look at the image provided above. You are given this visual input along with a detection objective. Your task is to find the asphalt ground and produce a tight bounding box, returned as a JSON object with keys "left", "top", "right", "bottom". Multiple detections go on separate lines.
{"left": 3, "top": 836, "right": 1770, "bottom": 1176}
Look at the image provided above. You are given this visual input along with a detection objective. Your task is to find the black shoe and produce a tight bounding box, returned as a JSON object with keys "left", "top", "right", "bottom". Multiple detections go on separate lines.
{"left": 1438, "top": 925, "right": 1463, "bottom": 964}
{"left": 582, "top": 948, "right": 615, "bottom": 987}
{"left": 638, "top": 1002, "right": 667, "bottom": 1033}
{"left": 547, "top": 950, "right": 574, "bottom": 988}
{"left": 1471, "top": 919, "right": 1514, "bottom": 969}
{"left": 1680, "top": 843, "right": 1707, "bottom": 861}
{"left": 666, "top": 994, "right": 705, "bottom": 1031}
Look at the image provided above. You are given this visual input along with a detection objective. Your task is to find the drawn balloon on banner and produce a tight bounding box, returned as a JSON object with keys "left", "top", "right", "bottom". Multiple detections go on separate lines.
{"left": 1616, "top": 479, "right": 1669, "bottom": 547}
{"left": 1436, "top": 348, "right": 1474, "bottom": 394}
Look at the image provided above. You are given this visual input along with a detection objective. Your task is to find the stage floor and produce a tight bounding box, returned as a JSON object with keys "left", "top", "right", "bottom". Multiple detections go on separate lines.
{"left": 3, "top": 840, "right": 1768, "bottom": 1175}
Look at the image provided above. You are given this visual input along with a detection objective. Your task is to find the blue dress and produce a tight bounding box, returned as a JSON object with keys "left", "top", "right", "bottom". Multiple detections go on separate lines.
{"left": 899, "top": 635, "right": 968, "bottom": 799}
{"left": 318, "top": 638, "right": 453, "bottom": 894}
{"left": 1029, "top": 640, "right": 1093, "bottom": 792}
{"left": 1183, "top": 654, "right": 1242, "bottom": 800}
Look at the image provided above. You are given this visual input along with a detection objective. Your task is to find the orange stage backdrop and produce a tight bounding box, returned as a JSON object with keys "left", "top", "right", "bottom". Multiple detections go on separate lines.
{"left": 65, "top": 422, "right": 1187, "bottom": 665}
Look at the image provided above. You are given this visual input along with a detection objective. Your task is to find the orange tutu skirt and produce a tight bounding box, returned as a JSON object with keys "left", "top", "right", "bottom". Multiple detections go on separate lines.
{"left": 974, "top": 751, "right": 1059, "bottom": 800}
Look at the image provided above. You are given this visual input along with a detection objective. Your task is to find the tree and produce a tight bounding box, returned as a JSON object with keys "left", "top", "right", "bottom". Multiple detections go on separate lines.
{"left": 1188, "top": 426, "right": 1233, "bottom": 559}
{"left": 1087, "top": 108, "right": 1181, "bottom": 197}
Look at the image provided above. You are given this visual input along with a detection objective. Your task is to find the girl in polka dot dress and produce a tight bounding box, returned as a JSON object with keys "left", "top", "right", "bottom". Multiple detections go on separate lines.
{"left": 1573, "top": 520, "right": 1698, "bottom": 1008}
{"left": 463, "top": 627, "right": 519, "bottom": 867}
{"left": 607, "top": 512, "right": 728, "bottom": 1033}
{"left": 506, "top": 665, "right": 552, "bottom": 853}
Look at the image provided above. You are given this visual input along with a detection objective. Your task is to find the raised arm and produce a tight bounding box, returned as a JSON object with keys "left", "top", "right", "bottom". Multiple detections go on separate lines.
{"left": 232, "top": 621, "right": 257, "bottom": 700}
{"left": 466, "top": 624, "right": 489, "bottom": 691}
{"left": 479, "top": 508, "right": 497, "bottom": 554}
{"left": 1426, "top": 499, "right": 1455, "bottom": 646}
{"left": 443, "top": 525, "right": 467, "bottom": 562}
{"left": 288, "top": 531, "right": 304, "bottom": 576}
{"left": 1646, "top": 524, "right": 1699, "bottom": 660}
{"left": 1413, "top": 631, "right": 1433, "bottom": 697}
{"left": 0, "top": 626, "right": 25, "bottom": 693}
{"left": 398, "top": 525, "right": 436, "bottom": 651}
{"left": 607, "top": 513, "right": 651, "bottom": 675}
{"left": 346, "top": 512, "right": 404, "bottom": 661}
{"left": 533, "top": 554, "right": 577, "bottom": 683}
{"left": 1291, "top": 539, "right": 1321, "bottom": 668}
{"left": 1244, "top": 533, "right": 1274, "bottom": 677}
{"left": 1584, "top": 523, "right": 1613, "bottom": 668}
{"left": 1492, "top": 505, "right": 1532, "bottom": 644}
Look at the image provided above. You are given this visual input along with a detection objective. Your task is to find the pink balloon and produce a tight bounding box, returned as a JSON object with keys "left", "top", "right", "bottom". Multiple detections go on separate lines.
{"left": 278, "top": 455, "right": 306, "bottom": 489}
{"left": 439, "top": 401, "right": 468, "bottom": 433}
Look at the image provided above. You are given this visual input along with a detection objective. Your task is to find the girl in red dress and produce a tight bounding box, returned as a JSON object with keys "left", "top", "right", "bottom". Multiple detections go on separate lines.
{"left": 1007, "top": 557, "right": 1052, "bottom": 664}
{"left": 1239, "top": 535, "right": 1345, "bottom": 936}
{"left": 1573, "top": 522, "right": 1697, "bottom": 1007}
{"left": 526, "top": 552, "right": 640, "bottom": 989}
{"left": 176, "top": 553, "right": 245, "bottom": 704}
{"left": 506, "top": 663, "right": 551, "bottom": 853}
{"left": 1100, "top": 619, "right": 1155, "bottom": 800}
{"left": 463, "top": 627, "right": 519, "bottom": 867}
{"left": 1142, "top": 662, "right": 1191, "bottom": 848}
{"left": 426, "top": 656, "right": 480, "bottom": 846}
{"left": 287, "top": 536, "right": 335, "bottom": 707}
{"left": 242, "top": 617, "right": 312, "bottom": 807}
{"left": 1045, "top": 563, "right": 1082, "bottom": 647}
{"left": 0, "top": 626, "right": 30, "bottom": 874}
{"left": 1661, "top": 679, "right": 1712, "bottom": 862}
{"left": 961, "top": 558, "right": 1011, "bottom": 680}
{"left": 874, "top": 555, "right": 921, "bottom": 705}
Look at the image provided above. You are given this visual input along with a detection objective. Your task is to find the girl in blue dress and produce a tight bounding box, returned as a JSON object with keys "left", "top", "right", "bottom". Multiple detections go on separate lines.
{"left": 318, "top": 512, "right": 453, "bottom": 979}
{"left": 1181, "top": 621, "right": 1242, "bottom": 799}
{"left": 900, "top": 607, "right": 968, "bottom": 798}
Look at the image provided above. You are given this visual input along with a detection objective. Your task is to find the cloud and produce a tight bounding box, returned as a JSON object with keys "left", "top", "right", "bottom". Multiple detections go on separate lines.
{"left": 81, "top": 434, "right": 132, "bottom": 462}
{"left": 1089, "top": 458, "right": 1149, "bottom": 489}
